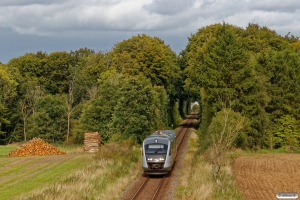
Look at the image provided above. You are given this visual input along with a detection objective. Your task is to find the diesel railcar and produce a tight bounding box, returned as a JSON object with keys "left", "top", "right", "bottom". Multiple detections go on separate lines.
{"left": 142, "top": 130, "right": 177, "bottom": 175}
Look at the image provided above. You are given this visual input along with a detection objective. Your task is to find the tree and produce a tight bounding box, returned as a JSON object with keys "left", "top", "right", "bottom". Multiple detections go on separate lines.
{"left": 110, "top": 75, "right": 156, "bottom": 143}
{"left": 7, "top": 53, "right": 43, "bottom": 80}
{"left": 273, "top": 115, "right": 300, "bottom": 150}
{"left": 109, "top": 34, "right": 182, "bottom": 127}
{"left": 0, "top": 68, "right": 18, "bottom": 137}
{"left": 184, "top": 23, "right": 266, "bottom": 148}
{"left": 109, "top": 34, "right": 181, "bottom": 103}
{"left": 27, "top": 94, "right": 67, "bottom": 142}
{"left": 70, "top": 48, "right": 100, "bottom": 104}
{"left": 241, "top": 23, "right": 289, "bottom": 53}
{"left": 19, "top": 84, "right": 44, "bottom": 141}
{"left": 79, "top": 70, "right": 122, "bottom": 143}
{"left": 263, "top": 48, "right": 300, "bottom": 120}
{"left": 41, "top": 52, "right": 72, "bottom": 94}
{"left": 152, "top": 86, "right": 169, "bottom": 129}
{"left": 207, "top": 107, "right": 247, "bottom": 178}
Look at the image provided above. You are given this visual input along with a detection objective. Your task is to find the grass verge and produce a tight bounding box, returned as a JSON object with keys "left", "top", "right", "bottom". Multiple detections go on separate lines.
{"left": 174, "top": 131, "right": 242, "bottom": 200}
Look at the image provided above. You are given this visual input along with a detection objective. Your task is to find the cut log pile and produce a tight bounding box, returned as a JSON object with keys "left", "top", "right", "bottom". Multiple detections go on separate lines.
{"left": 8, "top": 138, "right": 66, "bottom": 157}
{"left": 83, "top": 132, "right": 101, "bottom": 153}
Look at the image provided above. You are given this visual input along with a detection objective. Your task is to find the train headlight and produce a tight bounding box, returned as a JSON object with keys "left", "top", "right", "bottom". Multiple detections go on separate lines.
{"left": 147, "top": 157, "right": 165, "bottom": 161}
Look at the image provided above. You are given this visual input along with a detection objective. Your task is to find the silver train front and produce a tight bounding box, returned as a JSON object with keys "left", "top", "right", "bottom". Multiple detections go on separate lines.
{"left": 142, "top": 130, "right": 177, "bottom": 175}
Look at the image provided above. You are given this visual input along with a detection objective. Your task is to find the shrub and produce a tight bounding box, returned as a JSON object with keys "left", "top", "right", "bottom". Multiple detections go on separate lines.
{"left": 95, "top": 139, "right": 140, "bottom": 164}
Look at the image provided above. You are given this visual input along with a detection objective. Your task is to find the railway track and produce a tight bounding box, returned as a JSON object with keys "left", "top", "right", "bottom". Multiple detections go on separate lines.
{"left": 121, "top": 112, "right": 198, "bottom": 200}
{"left": 130, "top": 175, "right": 166, "bottom": 200}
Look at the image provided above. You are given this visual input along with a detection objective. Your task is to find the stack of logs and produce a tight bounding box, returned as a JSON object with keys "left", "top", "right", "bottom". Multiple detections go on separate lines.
{"left": 83, "top": 132, "right": 101, "bottom": 153}
{"left": 8, "top": 138, "right": 66, "bottom": 157}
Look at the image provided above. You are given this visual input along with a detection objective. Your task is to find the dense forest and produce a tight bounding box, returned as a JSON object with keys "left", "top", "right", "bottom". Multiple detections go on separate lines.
{"left": 0, "top": 23, "right": 300, "bottom": 150}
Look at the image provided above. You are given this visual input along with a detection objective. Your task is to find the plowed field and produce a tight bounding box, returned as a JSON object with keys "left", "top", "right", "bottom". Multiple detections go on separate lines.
{"left": 232, "top": 154, "right": 300, "bottom": 200}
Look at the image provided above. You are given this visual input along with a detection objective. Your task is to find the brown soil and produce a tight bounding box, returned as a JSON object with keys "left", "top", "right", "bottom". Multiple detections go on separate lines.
{"left": 232, "top": 153, "right": 300, "bottom": 200}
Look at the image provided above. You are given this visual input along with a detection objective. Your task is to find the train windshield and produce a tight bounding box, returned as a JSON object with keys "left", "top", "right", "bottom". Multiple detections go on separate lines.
{"left": 145, "top": 144, "right": 167, "bottom": 154}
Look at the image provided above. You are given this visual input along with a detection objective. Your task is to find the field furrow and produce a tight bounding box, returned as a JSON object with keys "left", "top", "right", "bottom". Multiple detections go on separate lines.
{"left": 232, "top": 154, "right": 300, "bottom": 200}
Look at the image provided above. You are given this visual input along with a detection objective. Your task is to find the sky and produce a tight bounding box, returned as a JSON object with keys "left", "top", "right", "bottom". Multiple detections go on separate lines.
{"left": 0, "top": 0, "right": 300, "bottom": 64}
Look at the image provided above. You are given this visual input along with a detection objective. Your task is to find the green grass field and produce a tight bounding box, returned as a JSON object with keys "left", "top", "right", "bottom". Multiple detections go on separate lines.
{"left": 0, "top": 154, "right": 94, "bottom": 199}
{"left": 0, "top": 146, "right": 94, "bottom": 199}
{"left": 0, "top": 143, "right": 141, "bottom": 200}
{"left": 0, "top": 145, "right": 18, "bottom": 156}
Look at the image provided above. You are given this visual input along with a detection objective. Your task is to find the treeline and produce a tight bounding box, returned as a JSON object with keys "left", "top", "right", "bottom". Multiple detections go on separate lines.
{"left": 184, "top": 23, "right": 300, "bottom": 150}
{"left": 1, "top": 23, "right": 300, "bottom": 150}
{"left": 0, "top": 34, "right": 188, "bottom": 144}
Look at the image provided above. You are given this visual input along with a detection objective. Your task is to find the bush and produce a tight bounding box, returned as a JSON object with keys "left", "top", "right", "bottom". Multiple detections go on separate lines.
{"left": 95, "top": 139, "right": 140, "bottom": 164}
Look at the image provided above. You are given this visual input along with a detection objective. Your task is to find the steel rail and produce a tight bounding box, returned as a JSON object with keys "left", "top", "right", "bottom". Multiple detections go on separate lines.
{"left": 151, "top": 175, "right": 166, "bottom": 200}
{"left": 130, "top": 176, "right": 149, "bottom": 200}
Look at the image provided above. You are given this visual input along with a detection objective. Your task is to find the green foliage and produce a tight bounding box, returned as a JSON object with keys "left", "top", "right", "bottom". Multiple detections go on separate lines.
{"left": 79, "top": 70, "right": 121, "bottom": 142}
{"left": 0, "top": 67, "right": 18, "bottom": 140}
{"left": 170, "top": 101, "right": 181, "bottom": 128}
{"left": 185, "top": 23, "right": 255, "bottom": 120}
{"left": 109, "top": 34, "right": 181, "bottom": 101}
{"left": 80, "top": 71, "right": 168, "bottom": 144}
{"left": 1, "top": 22, "right": 300, "bottom": 150}
{"left": 110, "top": 75, "right": 156, "bottom": 143}
{"left": 184, "top": 22, "right": 296, "bottom": 149}
{"left": 208, "top": 109, "right": 247, "bottom": 142}
{"left": 74, "top": 51, "right": 109, "bottom": 103}
{"left": 42, "top": 52, "right": 72, "bottom": 94}
{"left": 1, "top": 34, "right": 185, "bottom": 145}
{"left": 242, "top": 23, "right": 289, "bottom": 53}
{"left": 152, "top": 86, "right": 169, "bottom": 129}
{"left": 273, "top": 115, "right": 300, "bottom": 148}
{"left": 27, "top": 94, "right": 67, "bottom": 142}
{"left": 263, "top": 48, "right": 300, "bottom": 119}
{"left": 200, "top": 24, "right": 256, "bottom": 114}
{"left": 0, "top": 68, "right": 18, "bottom": 108}
{"left": 7, "top": 53, "right": 43, "bottom": 81}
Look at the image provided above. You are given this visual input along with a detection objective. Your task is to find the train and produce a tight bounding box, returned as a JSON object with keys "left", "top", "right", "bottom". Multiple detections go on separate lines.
{"left": 142, "top": 130, "right": 177, "bottom": 175}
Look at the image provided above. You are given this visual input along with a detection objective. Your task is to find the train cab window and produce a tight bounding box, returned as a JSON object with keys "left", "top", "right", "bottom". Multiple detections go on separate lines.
{"left": 145, "top": 144, "right": 167, "bottom": 154}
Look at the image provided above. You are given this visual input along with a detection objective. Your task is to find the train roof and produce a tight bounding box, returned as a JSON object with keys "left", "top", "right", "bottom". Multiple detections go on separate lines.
{"left": 145, "top": 130, "right": 176, "bottom": 140}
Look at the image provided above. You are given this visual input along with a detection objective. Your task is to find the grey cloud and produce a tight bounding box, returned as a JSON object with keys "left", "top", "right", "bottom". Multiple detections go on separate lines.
{"left": 1, "top": 0, "right": 300, "bottom": 64}
{"left": 249, "top": 0, "right": 300, "bottom": 12}
{"left": 0, "top": 0, "right": 152, "bottom": 35}
{"left": 0, "top": 0, "right": 63, "bottom": 6}
{"left": 0, "top": 26, "right": 126, "bottom": 63}
{"left": 143, "top": 0, "right": 196, "bottom": 15}
{"left": 186, "top": 0, "right": 248, "bottom": 22}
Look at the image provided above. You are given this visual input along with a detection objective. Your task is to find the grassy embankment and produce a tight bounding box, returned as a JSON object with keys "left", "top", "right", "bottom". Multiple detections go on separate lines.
{"left": 174, "top": 131, "right": 243, "bottom": 200}
{"left": 0, "top": 142, "right": 141, "bottom": 200}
